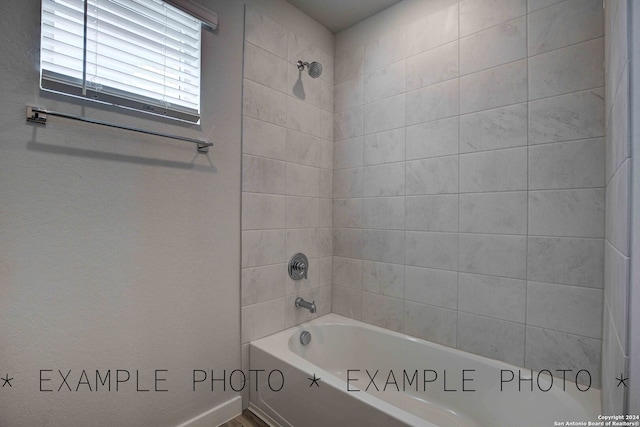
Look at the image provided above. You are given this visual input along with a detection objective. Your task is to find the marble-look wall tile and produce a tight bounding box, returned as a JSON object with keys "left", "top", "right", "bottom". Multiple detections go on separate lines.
{"left": 528, "top": 0, "right": 603, "bottom": 56}
{"left": 319, "top": 168, "right": 333, "bottom": 198}
{"left": 365, "top": 27, "right": 406, "bottom": 73}
{"left": 364, "top": 61, "right": 406, "bottom": 103}
{"left": 406, "top": 156, "right": 458, "bottom": 195}
{"left": 529, "top": 88, "right": 604, "bottom": 145}
{"left": 321, "top": 0, "right": 605, "bottom": 375}
{"left": 364, "top": 94, "right": 406, "bottom": 135}
{"left": 333, "top": 168, "right": 363, "bottom": 198}
{"left": 363, "top": 163, "right": 405, "bottom": 197}
{"left": 241, "top": 264, "right": 286, "bottom": 306}
{"left": 335, "top": 45, "right": 364, "bottom": 84}
{"left": 362, "top": 261, "right": 404, "bottom": 299}
{"left": 242, "top": 193, "right": 285, "bottom": 230}
{"left": 405, "top": 301, "right": 457, "bottom": 347}
{"left": 459, "top": 147, "right": 527, "bottom": 192}
{"left": 529, "top": 38, "right": 604, "bottom": 100}
{"left": 287, "top": 33, "right": 321, "bottom": 69}
{"left": 527, "top": 237, "right": 604, "bottom": 288}
{"left": 460, "top": 103, "right": 527, "bottom": 153}
{"left": 363, "top": 197, "right": 405, "bottom": 230}
{"left": 286, "top": 228, "right": 320, "bottom": 259}
{"left": 529, "top": 189, "right": 605, "bottom": 238}
{"left": 606, "top": 69, "right": 630, "bottom": 181}
{"left": 332, "top": 285, "right": 362, "bottom": 320}
{"left": 319, "top": 140, "right": 333, "bottom": 170}
{"left": 460, "top": 0, "right": 526, "bottom": 37}
{"left": 286, "top": 196, "right": 319, "bottom": 229}
{"left": 244, "top": 42, "right": 288, "bottom": 93}
{"left": 333, "top": 256, "right": 362, "bottom": 288}
{"left": 286, "top": 163, "right": 319, "bottom": 197}
{"left": 457, "top": 313, "right": 525, "bottom": 366}
{"left": 241, "top": 298, "right": 284, "bottom": 343}
{"left": 319, "top": 198, "right": 333, "bottom": 227}
{"left": 287, "top": 96, "right": 322, "bottom": 138}
{"left": 527, "top": 0, "right": 563, "bottom": 12}
{"left": 406, "top": 195, "right": 458, "bottom": 232}
{"left": 605, "top": 160, "right": 630, "bottom": 255}
{"left": 244, "top": 7, "right": 288, "bottom": 59}
{"left": 362, "top": 229, "right": 405, "bottom": 265}
{"left": 242, "top": 155, "right": 286, "bottom": 194}
{"left": 334, "top": 76, "right": 364, "bottom": 113}
{"left": 604, "top": 242, "right": 630, "bottom": 342}
{"left": 242, "top": 116, "right": 287, "bottom": 160}
{"left": 362, "top": 292, "right": 404, "bottom": 332}
{"left": 525, "top": 326, "right": 601, "bottom": 387}
{"left": 333, "top": 198, "right": 362, "bottom": 228}
{"left": 406, "top": 117, "right": 459, "bottom": 160}
{"left": 459, "top": 273, "right": 526, "bottom": 322}
{"left": 334, "top": 137, "right": 363, "bottom": 170}
{"left": 406, "top": 3, "right": 458, "bottom": 56}
{"left": 286, "top": 129, "right": 320, "bottom": 167}
{"left": 405, "top": 266, "right": 458, "bottom": 309}
{"left": 459, "top": 191, "right": 527, "bottom": 235}
{"left": 459, "top": 234, "right": 527, "bottom": 279}
{"left": 333, "top": 228, "right": 363, "bottom": 259}
{"left": 243, "top": 79, "right": 287, "bottom": 126}
{"left": 460, "top": 16, "right": 527, "bottom": 75}
{"left": 320, "top": 110, "right": 334, "bottom": 141}
{"left": 364, "top": 128, "right": 406, "bottom": 165}
{"left": 318, "top": 228, "right": 334, "bottom": 258}
{"left": 334, "top": 107, "right": 364, "bottom": 142}
{"left": 406, "top": 41, "right": 458, "bottom": 91}
{"left": 605, "top": 0, "right": 627, "bottom": 111}
{"left": 406, "top": 232, "right": 458, "bottom": 271}
{"left": 321, "top": 50, "right": 334, "bottom": 85}
{"left": 406, "top": 79, "right": 459, "bottom": 125}
{"left": 529, "top": 138, "right": 605, "bottom": 190}
{"left": 286, "top": 67, "right": 323, "bottom": 109}
{"left": 317, "top": 256, "right": 333, "bottom": 286}
{"left": 320, "top": 77, "right": 336, "bottom": 111}
{"left": 460, "top": 60, "right": 527, "bottom": 114}
{"left": 527, "top": 281, "right": 603, "bottom": 338}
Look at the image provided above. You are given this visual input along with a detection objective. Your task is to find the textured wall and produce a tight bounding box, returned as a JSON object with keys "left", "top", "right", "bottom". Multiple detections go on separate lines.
{"left": 239, "top": 4, "right": 334, "bottom": 408}
{"left": 0, "top": 1, "right": 245, "bottom": 426}
{"left": 332, "top": 0, "right": 605, "bottom": 385}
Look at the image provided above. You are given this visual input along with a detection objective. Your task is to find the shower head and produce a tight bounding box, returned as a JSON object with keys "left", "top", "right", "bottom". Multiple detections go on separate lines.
{"left": 297, "top": 60, "right": 323, "bottom": 78}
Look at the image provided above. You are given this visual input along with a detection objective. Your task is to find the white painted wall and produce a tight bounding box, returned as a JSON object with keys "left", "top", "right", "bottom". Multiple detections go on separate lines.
{"left": 0, "top": 0, "right": 330, "bottom": 425}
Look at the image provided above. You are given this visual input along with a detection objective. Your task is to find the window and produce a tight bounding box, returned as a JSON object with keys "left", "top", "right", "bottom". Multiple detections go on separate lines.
{"left": 40, "top": 0, "right": 203, "bottom": 122}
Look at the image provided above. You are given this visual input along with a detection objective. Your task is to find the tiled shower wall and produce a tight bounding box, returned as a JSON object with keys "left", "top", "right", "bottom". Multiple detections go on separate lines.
{"left": 602, "top": 0, "right": 631, "bottom": 414}
{"left": 332, "top": 0, "right": 605, "bottom": 382}
{"left": 240, "top": 7, "right": 333, "bottom": 347}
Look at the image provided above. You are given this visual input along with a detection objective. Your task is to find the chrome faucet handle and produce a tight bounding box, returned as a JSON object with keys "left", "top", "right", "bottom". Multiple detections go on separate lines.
{"left": 288, "top": 253, "right": 308, "bottom": 280}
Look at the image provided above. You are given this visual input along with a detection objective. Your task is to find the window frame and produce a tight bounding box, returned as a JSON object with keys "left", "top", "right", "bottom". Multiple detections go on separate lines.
{"left": 40, "top": 0, "right": 210, "bottom": 123}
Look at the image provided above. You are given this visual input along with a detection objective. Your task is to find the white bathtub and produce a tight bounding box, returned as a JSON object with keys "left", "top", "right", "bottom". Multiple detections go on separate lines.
{"left": 249, "top": 314, "right": 600, "bottom": 427}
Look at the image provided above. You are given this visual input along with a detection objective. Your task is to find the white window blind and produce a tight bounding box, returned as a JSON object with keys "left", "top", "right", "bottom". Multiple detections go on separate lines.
{"left": 40, "top": 0, "right": 202, "bottom": 122}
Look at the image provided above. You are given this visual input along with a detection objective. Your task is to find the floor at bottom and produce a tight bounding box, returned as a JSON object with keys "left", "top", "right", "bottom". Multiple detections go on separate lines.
{"left": 220, "top": 409, "right": 270, "bottom": 427}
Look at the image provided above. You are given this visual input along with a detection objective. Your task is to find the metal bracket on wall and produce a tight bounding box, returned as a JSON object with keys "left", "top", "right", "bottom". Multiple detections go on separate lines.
{"left": 26, "top": 105, "right": 213, "bottom": 153}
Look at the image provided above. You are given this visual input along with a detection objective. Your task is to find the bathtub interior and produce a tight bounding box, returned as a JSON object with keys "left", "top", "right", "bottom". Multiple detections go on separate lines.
{"left": 251, "top": 314, "right": 601, "bottom": 427}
